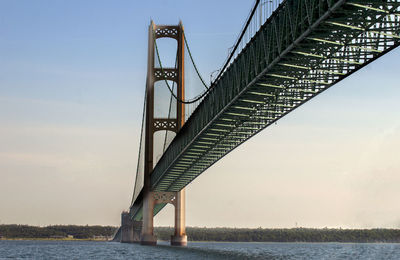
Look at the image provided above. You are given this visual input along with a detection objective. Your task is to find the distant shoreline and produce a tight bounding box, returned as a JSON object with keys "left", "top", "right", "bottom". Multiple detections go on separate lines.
{"left": 1, "top": 225, "right": 400, "bottom": 243}
{"left": 1, "top": 239, "right": 400, "bottom": 244}
{"left": 155, "top": 227, "right": 400, "bottom": 243}
{"left": 0, "top": 238, "right": 107, "bottom": 241}
{"left": 0, "top": 225, "right": 115, "bottom": 241}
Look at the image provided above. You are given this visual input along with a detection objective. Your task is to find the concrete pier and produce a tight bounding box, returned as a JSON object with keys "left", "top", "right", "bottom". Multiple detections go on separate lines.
{"left": 171, "top": 189, "right": 187, "bottom": 246}
{"left": 121, "top": 212, "right": 142, "bottom": 243}
{"left": 140, "top": 193, "right": 157, "bottom": 245}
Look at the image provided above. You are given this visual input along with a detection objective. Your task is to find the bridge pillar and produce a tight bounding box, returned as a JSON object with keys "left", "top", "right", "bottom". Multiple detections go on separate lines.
{"left": 140, "top": 193, "right": 157, "bottom": 245}
{"left": 121, "top": 212, "right": 142, "bottom": 243}
{"left": 171, "top": 189, "right": 187, "bottom": 246}
{"left": 132, "top": 220, "right": 142, "bottom": 242}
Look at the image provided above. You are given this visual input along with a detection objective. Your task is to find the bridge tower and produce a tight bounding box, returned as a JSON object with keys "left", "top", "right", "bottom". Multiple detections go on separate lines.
{"left": 141, "top": 21, "right": 187, "bottom": 246}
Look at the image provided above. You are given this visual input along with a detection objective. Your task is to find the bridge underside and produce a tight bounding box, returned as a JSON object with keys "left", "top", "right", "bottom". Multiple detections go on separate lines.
{"left": 131, "top": 0, "right": 400, "bottom": 220}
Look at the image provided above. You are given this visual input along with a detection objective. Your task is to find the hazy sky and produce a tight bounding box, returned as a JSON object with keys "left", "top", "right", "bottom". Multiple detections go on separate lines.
{"left": 1, "top": 0, "right": 399, "bottom": 229}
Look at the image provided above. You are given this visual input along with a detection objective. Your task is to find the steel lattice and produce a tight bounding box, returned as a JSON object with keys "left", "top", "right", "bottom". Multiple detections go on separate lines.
{"left": 132, "top": 0, "right": 400, "bottom": 220}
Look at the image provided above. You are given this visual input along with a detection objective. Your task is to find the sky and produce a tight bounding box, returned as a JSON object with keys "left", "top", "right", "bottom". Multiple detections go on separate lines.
{"left": 0, "top": 0, "right": 399, "bottom": 229}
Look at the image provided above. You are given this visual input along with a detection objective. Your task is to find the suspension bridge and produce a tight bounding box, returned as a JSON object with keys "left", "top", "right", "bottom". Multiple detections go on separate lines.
{"left": 112, "top": 0, "right": 400, "bottom": 246}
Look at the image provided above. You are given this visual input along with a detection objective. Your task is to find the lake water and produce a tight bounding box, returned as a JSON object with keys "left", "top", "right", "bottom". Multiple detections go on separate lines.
{"left": 0, "top": 240, "right": 399, "bottom": 259}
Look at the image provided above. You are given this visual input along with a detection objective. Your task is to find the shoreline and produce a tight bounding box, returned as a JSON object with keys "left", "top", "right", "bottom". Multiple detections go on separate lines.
{"left": 0, "top": 238, "right": 109, "bottom": 241}
{"left": 2, "top": 225, "right": 400, "bottom": 243}
{"left": 1, "top": 238, "right": 399, "bottom": 244}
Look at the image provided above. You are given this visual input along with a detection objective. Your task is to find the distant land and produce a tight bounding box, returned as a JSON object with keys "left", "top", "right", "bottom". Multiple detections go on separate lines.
{"left": 0, "top": 225, "right": 116, "bottom": 240}
{"left": 1, "top": 225, "right": 400, "bottom": 243}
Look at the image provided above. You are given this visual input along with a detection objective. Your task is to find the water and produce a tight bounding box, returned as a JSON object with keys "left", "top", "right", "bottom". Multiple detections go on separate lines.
{"left": 0, "top": 240, "right": 399, "bottom": 259}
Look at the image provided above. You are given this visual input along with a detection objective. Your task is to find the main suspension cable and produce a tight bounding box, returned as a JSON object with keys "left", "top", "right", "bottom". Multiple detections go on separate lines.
{"left": 153, "top": 30, "right": 211, "bottom": 104}
{"left": 212, "top": 0, "right": 261, "bottom": 85}
{"left": 131, "top": 88, "right": 147, "bottom": 206}
{"left": 182, "top": 30, "right": 209, "bottom": 90}
{"left": 163, "top": 51, "right": 178, "bottom": 152}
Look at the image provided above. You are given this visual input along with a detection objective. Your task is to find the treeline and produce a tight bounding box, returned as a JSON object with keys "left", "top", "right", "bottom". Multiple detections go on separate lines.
{"left": 155, "top": 227, "right": 400, "bottom": 243}
{"left": 0, "top": 225, "right": 117, "bottom": 239}
{"left": 2, "top": 225, "right": 400, "bottom": 242}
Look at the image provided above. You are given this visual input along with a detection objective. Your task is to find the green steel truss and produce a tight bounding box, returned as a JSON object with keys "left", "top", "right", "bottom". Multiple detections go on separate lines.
{"left": 132, "top": 0, "right": 400, "bottom": 219}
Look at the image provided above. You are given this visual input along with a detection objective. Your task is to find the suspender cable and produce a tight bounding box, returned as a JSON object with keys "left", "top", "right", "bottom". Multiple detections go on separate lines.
{"left": 154, "top": 31, "right": 211, "bottom": 104}
{"left": 212, "top": 0, "right": 261, "bottom": 85}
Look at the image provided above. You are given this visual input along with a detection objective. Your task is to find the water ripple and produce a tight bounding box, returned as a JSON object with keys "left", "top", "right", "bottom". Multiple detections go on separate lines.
{"left": 0, "top": 240, "right": 399, "bottom": 259}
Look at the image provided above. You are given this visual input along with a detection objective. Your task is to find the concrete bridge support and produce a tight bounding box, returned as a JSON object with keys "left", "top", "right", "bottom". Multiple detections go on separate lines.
{"left": 141, "top": 193, "right": 157, "bottom": 245}
{"left": 141, "top": 190, "right": 187, "bottom": 246}
{"left": 171, "top": 189, "right": 187, "bottom": 246}
{"left": 121, "top": 212, "right": 142, "bottom": 243}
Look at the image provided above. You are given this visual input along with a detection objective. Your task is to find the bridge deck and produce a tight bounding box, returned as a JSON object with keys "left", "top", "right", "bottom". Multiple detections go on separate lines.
{"left": 132, "top": 0, "right": 400, "bottom": 220}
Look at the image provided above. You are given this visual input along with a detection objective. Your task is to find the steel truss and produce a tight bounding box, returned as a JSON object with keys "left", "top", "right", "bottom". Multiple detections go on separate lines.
{"left": 132, "top": 0, "right": 400, "bottom": 220}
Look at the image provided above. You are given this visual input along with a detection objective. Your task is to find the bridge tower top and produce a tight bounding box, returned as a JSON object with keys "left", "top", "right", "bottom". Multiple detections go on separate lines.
{"left": 144, "top": 20, "right": 185, "bottom": 194}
